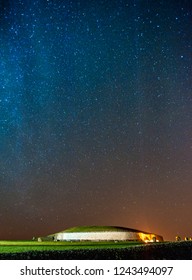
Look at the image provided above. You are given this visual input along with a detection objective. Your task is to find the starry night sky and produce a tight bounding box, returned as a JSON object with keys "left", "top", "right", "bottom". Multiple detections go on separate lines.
{"left": 0, "top": 0, "right": 191, "bottom": 241}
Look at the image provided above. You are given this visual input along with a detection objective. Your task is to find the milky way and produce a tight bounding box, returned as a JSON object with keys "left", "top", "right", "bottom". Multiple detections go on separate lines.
{"left": 0, "top": 0, "right": 191, "bottom": 240}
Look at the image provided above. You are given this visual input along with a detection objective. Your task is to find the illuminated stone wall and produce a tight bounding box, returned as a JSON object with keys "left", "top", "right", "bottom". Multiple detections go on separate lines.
{"left": 53, "top": 231, "right": 163, "bottom": 242}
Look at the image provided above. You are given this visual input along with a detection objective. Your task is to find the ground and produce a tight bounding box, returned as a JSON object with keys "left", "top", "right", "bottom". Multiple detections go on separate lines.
{"left": 0, "top": 240, "right": 192, "bottom": 259}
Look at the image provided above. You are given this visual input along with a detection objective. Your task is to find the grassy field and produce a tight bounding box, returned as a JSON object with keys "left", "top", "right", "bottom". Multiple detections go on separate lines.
{"left": 0, "top": 240, "right": 143, "bottom": 254}
{"left": 0, "top": 240, "right": 192, "bottom": 259}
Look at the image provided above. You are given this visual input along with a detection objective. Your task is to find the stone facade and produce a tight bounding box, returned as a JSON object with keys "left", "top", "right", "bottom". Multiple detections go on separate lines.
{"left": 51, "top": 229, "right": 163, "bottom": 242}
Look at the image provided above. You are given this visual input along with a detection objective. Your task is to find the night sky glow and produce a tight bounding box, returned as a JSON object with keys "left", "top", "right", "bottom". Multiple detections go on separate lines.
{"left": 0, "top": 0, "right": 192, "bottom": 241}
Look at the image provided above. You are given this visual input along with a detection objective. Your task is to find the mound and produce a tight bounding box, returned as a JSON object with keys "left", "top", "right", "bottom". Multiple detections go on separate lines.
{"left": 44, "top": 226, "right": 163, "bottom": 243}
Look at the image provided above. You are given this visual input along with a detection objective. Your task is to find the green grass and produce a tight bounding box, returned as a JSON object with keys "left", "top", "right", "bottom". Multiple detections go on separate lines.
{"left": 58, "top": 225, "right": 141, "bottom": 233}
{"left": 0, "top": 240, "right": 144, "bottom": 254}
{"left": 1, "top": 241, "right": 191, "bottom": 260}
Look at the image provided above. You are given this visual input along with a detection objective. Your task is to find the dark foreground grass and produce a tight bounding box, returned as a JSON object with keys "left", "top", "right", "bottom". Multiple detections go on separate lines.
{"left": 0, "top": 241, "right": 192, "bottom": 260}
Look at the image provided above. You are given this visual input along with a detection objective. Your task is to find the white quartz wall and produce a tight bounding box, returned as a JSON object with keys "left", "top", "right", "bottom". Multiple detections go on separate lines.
{"left": 55, "top": 231, "right": 140, "bottom": 241}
